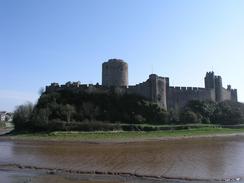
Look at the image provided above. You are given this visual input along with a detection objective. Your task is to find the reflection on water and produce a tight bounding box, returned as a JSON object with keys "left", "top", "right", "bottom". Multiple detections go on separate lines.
{"left": 1, "top": 136, "right": 244, "bottom": 181}
{"left": 0, "top": 141, "right": 15, "bottom": 163}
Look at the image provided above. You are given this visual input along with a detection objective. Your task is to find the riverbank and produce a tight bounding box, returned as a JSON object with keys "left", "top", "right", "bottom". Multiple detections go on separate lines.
{"left": 1, "top": 134, "right": 244, "bottom": 182}
{"left": 2, "top": 127, "right": 244, "bottom": 143}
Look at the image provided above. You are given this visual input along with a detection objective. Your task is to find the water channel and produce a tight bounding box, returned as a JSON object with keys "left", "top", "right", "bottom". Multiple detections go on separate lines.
{"left": 1, "top": 135, "right": 244, "bottom": 183}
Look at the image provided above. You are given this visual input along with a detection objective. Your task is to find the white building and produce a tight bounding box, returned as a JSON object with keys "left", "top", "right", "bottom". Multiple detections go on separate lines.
{"left": 0, "top": 111, "right": 13, "bottom": 122}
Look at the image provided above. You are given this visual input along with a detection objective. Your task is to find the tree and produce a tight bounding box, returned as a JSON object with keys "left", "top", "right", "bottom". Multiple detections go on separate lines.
{"left": 186, "top": 100, "right": 216, "bottom": 123}
{"left": 31, "top": 107, "right": 51, "bottom": 130}
{"left": 38, "top": 87, "right": 45, "bottom": 95}
{"left": 61, "top": 104, "right": 75, "bottom": 122}
{"left": 13, "top": 102, "right": 34, "bottom": 131}
{"left": 213, "top": 101, "right": 243, "bottom": 125}
{"left": 180, "top": 110, "right": 199, "bottom": 124}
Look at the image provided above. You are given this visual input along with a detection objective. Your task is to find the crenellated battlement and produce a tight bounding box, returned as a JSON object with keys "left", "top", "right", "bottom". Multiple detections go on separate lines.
{"left": 44, "top": 59, "right": 238, "bottom": 111}
{"left": 169, "top": 86, "right": 207, "bottom": 92}
{"left": 45, "top": 81, "right": 108, "bottom": 94}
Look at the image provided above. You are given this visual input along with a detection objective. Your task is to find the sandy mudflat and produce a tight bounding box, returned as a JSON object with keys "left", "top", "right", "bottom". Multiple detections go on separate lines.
{"left": 0, "top": 167, "right": 227, "bottom": 183}
{"left": 1, "top": 128, "right": 244, "bottom": 182}
{"left": 1, "top": 135, "right": 244, "bottom": 182}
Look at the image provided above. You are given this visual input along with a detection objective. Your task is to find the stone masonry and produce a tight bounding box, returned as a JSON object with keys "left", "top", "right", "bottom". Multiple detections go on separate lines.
{"left": 46, "top": 59, "right": 238, "bottom": 111}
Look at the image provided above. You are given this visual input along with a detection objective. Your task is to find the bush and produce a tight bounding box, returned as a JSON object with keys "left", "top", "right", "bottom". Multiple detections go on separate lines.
{"left": 184, "top": 100, "right": 216, "bottom": 123}
{"left": 13, "top": 90, "right": 244, "bottom": 132}
{"left": 213, "top": 101, "right": 244, "bottom": 125}
{"left": 47, "top": 120, "right": 121, "bottom": 131}
{"left": 21, "top": 91, "right": 171, "bottom": 131}
{"left": 180, "top": 110, "right": 200, "bottom": 124}
{"left": 13, "top": 103, "right": 34, "bottom": 131}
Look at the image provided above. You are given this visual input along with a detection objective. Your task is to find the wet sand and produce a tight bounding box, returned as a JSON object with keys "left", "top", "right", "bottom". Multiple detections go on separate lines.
{"left": 1, "top": 135, "right": 244, "bottom": 182}
{"left": 0, "top": 168, "right": 125, "bottom": 183}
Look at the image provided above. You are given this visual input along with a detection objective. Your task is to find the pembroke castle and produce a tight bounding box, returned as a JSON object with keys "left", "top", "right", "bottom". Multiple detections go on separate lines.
{"left": 46, "top": 59, "right": 238, "bottom": 111}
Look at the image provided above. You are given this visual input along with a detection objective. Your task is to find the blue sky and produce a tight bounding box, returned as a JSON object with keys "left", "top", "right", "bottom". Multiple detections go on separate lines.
{"left": 0, "top": 0, "right": 244, "bottom": 111}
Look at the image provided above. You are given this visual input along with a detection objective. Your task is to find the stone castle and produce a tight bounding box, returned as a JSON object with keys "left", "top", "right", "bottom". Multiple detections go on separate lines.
{"left": 46, "top": 59, "right": 238, "bottom": 111}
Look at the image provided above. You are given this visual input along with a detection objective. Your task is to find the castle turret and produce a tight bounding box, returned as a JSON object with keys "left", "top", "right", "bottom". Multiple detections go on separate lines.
{"left": 231, "top": 89, "right": 238, "bottom": 102}
{"left": 102, "top": 59, "right": 128, "bottom": 87}
{"left": 148, "top": 74, "right": 167, "bottom": 110}
{"left": 215, "top": 76, "right": 223, "bottom": 102}
{"left": 205, "top": 72, "right": 215, "bottom": 89}
{"left": 204, "top": 72, "right": 216, "bottom": 101}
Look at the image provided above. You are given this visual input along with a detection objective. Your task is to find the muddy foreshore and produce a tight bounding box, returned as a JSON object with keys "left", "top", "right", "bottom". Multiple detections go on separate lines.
{"left": 1, "top": 163, "right": 241, "bottom": 183}
{"left": 0, "top": 163, "right": 217, "bottom": 183}
{"left": 1, "top": 133, "right": 244, "bottom": 183}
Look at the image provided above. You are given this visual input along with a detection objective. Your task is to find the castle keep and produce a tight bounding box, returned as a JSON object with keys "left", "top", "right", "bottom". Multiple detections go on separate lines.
{"left": 46, "top": 59, "right": 238, "bottom": 111}
{"left": 102, "top": 59, "right": 128, "bottom": 87}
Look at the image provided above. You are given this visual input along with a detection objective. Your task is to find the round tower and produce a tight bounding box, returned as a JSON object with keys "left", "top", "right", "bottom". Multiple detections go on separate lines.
{"left": 102, "top": 59, "right": 128, "bottom": 87}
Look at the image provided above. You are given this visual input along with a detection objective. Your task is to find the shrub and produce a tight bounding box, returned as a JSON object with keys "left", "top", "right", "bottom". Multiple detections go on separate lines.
{"left": 180, "top": 110, "right": 199, "bottom": 124}
{"left": 213, "top": 101, "right": 243, "bottom": 125}
{"left": 13, "top": 102, "right": 34, "bottom": 131}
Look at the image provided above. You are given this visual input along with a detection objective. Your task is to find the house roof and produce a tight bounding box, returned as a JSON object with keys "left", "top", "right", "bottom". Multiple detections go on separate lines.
{"left": 0, "top": 111, "right": 8, "bottom": 116}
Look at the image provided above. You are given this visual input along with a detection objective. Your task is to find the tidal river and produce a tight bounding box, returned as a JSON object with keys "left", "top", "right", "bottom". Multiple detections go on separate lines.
{"left": 1, "top": 136, "right": 244, "bottom": 183}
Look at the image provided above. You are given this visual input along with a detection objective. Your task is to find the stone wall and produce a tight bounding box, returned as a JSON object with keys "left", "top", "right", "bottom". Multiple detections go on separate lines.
{"left": 46, "top": 82, "right": 110, "bottom": 94}
{"left": 231, "top": 89, "right": 238, "bottom": 102}
{"left": 221, "top": 87, "right": 238, "bottom": 102}
{"left": 167, "top": 87, "right": 215, "bottom": 111}
{"left": 222, "top": 88, "right": 232, "bottom": 101}
{"left": 127, "top": 74, "right": 168, "bottom": 109}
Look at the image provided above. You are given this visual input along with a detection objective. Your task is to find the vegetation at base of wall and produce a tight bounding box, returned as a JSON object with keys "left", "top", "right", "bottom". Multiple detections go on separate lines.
{"left": 178, "top": 100, "right": 244, "bottom": 125}
{"left": 13, "top": 91, "right": 169, "bottom": 132}
{"left": 12, "top": 90, "right": 244, "bottom": 132}
{"left": 13, "top": 102, "right": 33, "bottom": 131}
